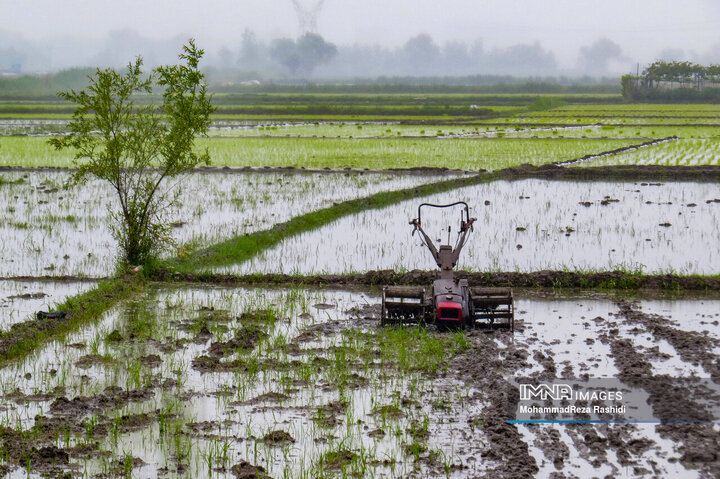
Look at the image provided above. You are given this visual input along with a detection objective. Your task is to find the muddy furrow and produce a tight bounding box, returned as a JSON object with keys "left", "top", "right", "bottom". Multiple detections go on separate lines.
{"left": 508, "top": 320, "right": 668, "bottom": 477}
{"left": 615, "top": 300, "right": 720, "bottom": 380}
{"left": 448, "top": 331, "right": 539, "bottom": 478}
{"left": 600, "top": 327, "right": 720, "bottom": 477}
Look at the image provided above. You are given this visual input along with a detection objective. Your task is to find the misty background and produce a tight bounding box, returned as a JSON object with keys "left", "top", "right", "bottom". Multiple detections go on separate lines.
{"left": 1, "top": 0, "right": 719, "bottom": 82}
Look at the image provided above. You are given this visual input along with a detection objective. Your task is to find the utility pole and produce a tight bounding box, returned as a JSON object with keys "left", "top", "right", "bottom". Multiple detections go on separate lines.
{"left": 291, "top": 0, "right": 326, "bottom": 38}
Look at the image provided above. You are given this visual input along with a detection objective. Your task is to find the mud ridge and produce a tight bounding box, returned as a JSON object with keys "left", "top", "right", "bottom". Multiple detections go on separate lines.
{"left": 555, "top": 136, "right": 677, "bottom": 166}
{"left": 448, "top": 331, "right": 539, "bottom": 478}
{"left": 615, "top": 300, "right": 720, "bottom": 380}
{"left": 158, "top": 269, "right": 720, "bottom": 292}
{"left": 602, "top": 332, "right": 720, "bottom": 476}
{"left": 5, "top": 163, "right": 720, "bottom": 183}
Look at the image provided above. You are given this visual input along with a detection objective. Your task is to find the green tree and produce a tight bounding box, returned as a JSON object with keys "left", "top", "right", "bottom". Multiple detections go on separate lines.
{"left": 270, "top": 33, "right": 337, "bottom": 76}
{"left": 50, "top": 40, "right": 215, "bottom": 267}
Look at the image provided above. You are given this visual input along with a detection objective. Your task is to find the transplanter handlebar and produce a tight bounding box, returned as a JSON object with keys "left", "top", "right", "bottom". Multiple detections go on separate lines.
{"left": 410, "top": 202, "right": 477, "bottom": 271}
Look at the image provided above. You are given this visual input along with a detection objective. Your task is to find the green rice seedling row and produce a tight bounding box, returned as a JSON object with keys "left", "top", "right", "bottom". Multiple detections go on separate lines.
{"left": 575, "top": 139, "right": 720, "bottom": 167}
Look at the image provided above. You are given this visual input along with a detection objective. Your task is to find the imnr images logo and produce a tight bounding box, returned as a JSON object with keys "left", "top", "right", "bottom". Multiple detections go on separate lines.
{"left": 519, "top": 384, "right": 573, "bottom": 401}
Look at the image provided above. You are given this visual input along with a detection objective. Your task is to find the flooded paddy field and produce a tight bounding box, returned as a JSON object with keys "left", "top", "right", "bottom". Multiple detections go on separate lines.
{"left": 217, "top": 178, "right": 720, "bottom": 276}
{"left": 0, "top": 279, "right": 97, "bottom": 328}
{"left": 0, "top": 169, "right": 453, "bottom": 278}
{"left": 0, "top": 284, "right": 718, "bottom": 478}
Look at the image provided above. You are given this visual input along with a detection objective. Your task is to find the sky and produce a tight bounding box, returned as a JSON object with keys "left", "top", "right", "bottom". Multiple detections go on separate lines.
{"left": 3, "top": 0, "right": 720, "bottom": 72}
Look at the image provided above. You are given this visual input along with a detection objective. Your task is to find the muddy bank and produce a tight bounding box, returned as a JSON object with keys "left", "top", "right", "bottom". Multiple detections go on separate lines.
{"left": 5, "top": 162, "right": 720, "bottom": 183}
{"left": 499, "top": 163, "right": 720, "bottom": 182}
{"left": 158, "top": 269, "right": 720, "bottom": 292}
{"left": 0, "top": 164, "right": 473, "bottom": 176}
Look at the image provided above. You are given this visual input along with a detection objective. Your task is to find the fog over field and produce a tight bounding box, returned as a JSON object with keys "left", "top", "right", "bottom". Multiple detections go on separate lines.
{"left": 1, "top": 0, "right": 719, "bottom": 78}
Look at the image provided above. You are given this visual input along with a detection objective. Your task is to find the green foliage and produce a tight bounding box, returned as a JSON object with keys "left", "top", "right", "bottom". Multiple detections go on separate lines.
{"left": 621, "top": 74, "right": 638, "bottom": 102}
{"left": 270, "top": 33, "right": 337, "bottom": 76}
{"left": 49, "top": 40, "right": 215, "bottom": 266}
{"left": 526, "top": 96, "right": 566, "bottom": 112}
{"left": 623, "top": 60, "right": 720, "bottom": 103}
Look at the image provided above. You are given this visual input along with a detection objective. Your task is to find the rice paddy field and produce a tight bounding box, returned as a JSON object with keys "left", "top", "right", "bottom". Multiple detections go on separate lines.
{"left": 1, "top": 93, "right": 720, "bottom": 478}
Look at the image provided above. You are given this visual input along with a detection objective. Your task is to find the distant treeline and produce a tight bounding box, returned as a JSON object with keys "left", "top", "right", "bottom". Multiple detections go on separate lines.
{"left": 0, "top": 67, "right": 93, "bottom": 98}
{"left": 622, "top": 61, "right": 720, "bottom": 102}
{"left": 210, "top": 78, "right": 620, "bottom": 94}
{"left": 0, "top": 68, "right": 620, "bottom": 100}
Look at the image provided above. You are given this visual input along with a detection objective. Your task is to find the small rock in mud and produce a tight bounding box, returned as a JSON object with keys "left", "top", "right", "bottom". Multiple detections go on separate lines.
{"left": 230, "top": 461, "right": 271, "bottom": 479}
{"left": 75, "top": 354, "right": 114, "bottom": 369}
{"left": 138, "top": 354, "right": 162, "bottom": 367}
{"left": 262, "top": 430, "right": 295, "bottom": 445}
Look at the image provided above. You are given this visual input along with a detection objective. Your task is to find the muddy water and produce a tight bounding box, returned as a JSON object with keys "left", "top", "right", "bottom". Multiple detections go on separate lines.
{"left": 219, "top": 179, "right": 720, "bottom": 275}
{"left": 0, "top": 285, "right": 716, "bottom": 477}
{"left": 0, "top": 170, "right": 453, "bottom": 277}
{"left": 0, "top": 279, "right": 97, "bottom": 327}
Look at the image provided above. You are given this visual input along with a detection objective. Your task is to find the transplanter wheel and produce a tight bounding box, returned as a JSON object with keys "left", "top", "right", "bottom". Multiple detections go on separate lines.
{"left": 470, "top": 287, "right": 514, "bottom": 330}
{"left": 381, "top": 286, "right": 427, "bottom": 326}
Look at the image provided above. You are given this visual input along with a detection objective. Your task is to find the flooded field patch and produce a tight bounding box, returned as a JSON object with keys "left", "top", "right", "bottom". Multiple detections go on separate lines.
{"left": 0, "top": 279, "right": 97, "bottom": 327}
{"left": 0, "top": 285, "right": 716, "bottom": 477}
{"left": 0, "top": 170, "right": 451, "bottom": 277}
{"left": 218, "top": 179, "right": 720, "bottom": 275}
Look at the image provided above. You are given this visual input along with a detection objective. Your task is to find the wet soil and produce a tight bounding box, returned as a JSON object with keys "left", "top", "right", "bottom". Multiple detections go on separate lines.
{"left": 449, "top": 331, "right": 540, "bottom": 478}
{"left": 231, "top": 461, "right": 272, "bottom": 478}
{"left": 170, "top": 269, "right": 720, "bottom": 292}
{"left": 615, "top": 300, "right": 720, "bottom": 379}
{"left": 594, "top": 314, "right": 720, "bottom": 477}
{"left": 262, "top": 430, "right": 295, "bottom": 445}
